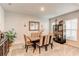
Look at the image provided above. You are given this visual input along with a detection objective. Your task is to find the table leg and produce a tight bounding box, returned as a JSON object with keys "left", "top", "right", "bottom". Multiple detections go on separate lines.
{"left": 32, "top": 40, "right": 39, "bottom": 53}
{"left": 33, "top": 43, "right": 36, "bottom": 53}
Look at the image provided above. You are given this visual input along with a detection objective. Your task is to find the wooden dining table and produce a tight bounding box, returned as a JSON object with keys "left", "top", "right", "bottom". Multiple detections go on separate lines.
{"left": 29, "top": 36, "right": 40, "bottom": 53}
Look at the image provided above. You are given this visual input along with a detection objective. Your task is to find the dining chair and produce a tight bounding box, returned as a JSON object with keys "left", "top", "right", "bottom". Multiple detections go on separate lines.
{"left": 36, "top": 35, "right": 46, "bottom": 54}
{"left": 43, "top": 35, "right": 48, "bottom": 51}
{"left": 50, "top": 35, "right": 53, "bottom": 49}
{"left": 24, "top": 34, "right": 33, "bottom": 52}
{"left": 47, "top": 34, "right": 53, "bottom": 49}
{"left": 31, "top": 32, "right": 42, "bottom": 38}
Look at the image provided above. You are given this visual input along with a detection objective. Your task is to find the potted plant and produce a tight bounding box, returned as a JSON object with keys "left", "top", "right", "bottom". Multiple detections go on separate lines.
{"left": 5, "top": 29, "right": 16, "bottom": 47}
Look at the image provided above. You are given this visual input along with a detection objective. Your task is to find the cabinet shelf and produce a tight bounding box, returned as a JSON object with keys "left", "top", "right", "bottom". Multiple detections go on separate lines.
{"left": 53, "top": 20, "right": 66, "bottom": 44}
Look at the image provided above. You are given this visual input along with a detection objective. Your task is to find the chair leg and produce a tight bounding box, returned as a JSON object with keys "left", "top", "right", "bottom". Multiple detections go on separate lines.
{"left": 26, "top": 46, "right": 28, "bottom": 52}
{"left": 51, "top": 43, "right": 53, "bottom": 49}
{"left": 33, "top": 48, "right": 35, "bottom": 53}
{"left": 33, "top": 43, "right": 36, "bottom": 53}
{"left": 39, "top": 46, "right": 41, "bottom": 54}
{"left": 45, "top": 45, "right": 48, "bottom": 51}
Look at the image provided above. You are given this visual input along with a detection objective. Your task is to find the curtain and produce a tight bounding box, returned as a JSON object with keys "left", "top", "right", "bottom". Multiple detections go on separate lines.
{"left": 65, "top": 18, "right": 77, "bottom": 41}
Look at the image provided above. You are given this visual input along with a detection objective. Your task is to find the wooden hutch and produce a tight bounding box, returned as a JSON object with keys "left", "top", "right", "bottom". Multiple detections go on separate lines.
{"left": 53, "top": 20, "right": 66, "bottom": 44}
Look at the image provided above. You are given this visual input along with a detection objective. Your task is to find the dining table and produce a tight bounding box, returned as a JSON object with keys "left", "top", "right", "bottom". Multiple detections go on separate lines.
{"left": 29, "top": 36, "right": 40, "bottom": 53}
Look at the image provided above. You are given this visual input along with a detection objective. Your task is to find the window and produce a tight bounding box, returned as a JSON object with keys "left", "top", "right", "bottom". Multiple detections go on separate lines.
{"left": 65, "top": 18, "right": 77, "bottom": 41}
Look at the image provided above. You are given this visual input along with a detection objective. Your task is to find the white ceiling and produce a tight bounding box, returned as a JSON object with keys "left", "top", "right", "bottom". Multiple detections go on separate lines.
{"left": 1, "top": 3, "right": 79, "bottom": 19}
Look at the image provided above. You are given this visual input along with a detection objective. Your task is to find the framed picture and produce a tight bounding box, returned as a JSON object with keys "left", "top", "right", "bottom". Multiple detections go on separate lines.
{"left": 29, "top": 21, "right": 40, "bottom": 31}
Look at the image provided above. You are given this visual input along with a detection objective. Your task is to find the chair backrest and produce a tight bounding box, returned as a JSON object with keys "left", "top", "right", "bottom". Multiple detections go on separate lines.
{"left": 43, "top": 35, "right": 48, "bottom": 45}
{"left": 46, "top": 35, "right": 50, "bottom": 45}
{"left": 24, "top": 34, "right": 27, "bottom": 45}
{"left": 46, "top": 34, "right": 53, "bottom": 45}
{"left": 39, "top": 35, "right": 45, "bottom": 46}
{"left": 24, "top": 34, "right": 32, "bottom": 45}
{"left": 31, "top": 32, "right": 40, "bottom": 38}
{"left": 49, "top": 35, "right": 53, "bottom": 44}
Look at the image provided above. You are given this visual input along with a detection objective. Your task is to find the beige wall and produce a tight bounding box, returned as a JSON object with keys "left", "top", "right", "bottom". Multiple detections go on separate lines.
{"left": 5, "top": 12, "right": 41, "bottom": 44}
{"left": 5, "top": 11, "right": 49, "bottom": 44}
{"left": 40, "top": 17, "right": 49, "bottom": 34}
{"left": 49, "top": 10, "right": 79, "bottom": 48}
{"left": 0, "top": 6, "right": 5, "bottom": 32}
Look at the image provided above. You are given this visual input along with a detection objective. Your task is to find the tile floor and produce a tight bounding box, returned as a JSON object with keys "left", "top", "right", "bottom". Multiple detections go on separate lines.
{"left": 8, "top": 41, "right": 79, "bottom": 56}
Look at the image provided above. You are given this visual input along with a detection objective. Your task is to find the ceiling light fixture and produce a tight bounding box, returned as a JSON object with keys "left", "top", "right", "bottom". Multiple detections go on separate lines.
{"left": 40, "top": 7, "right": 45, "bottom": 11}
